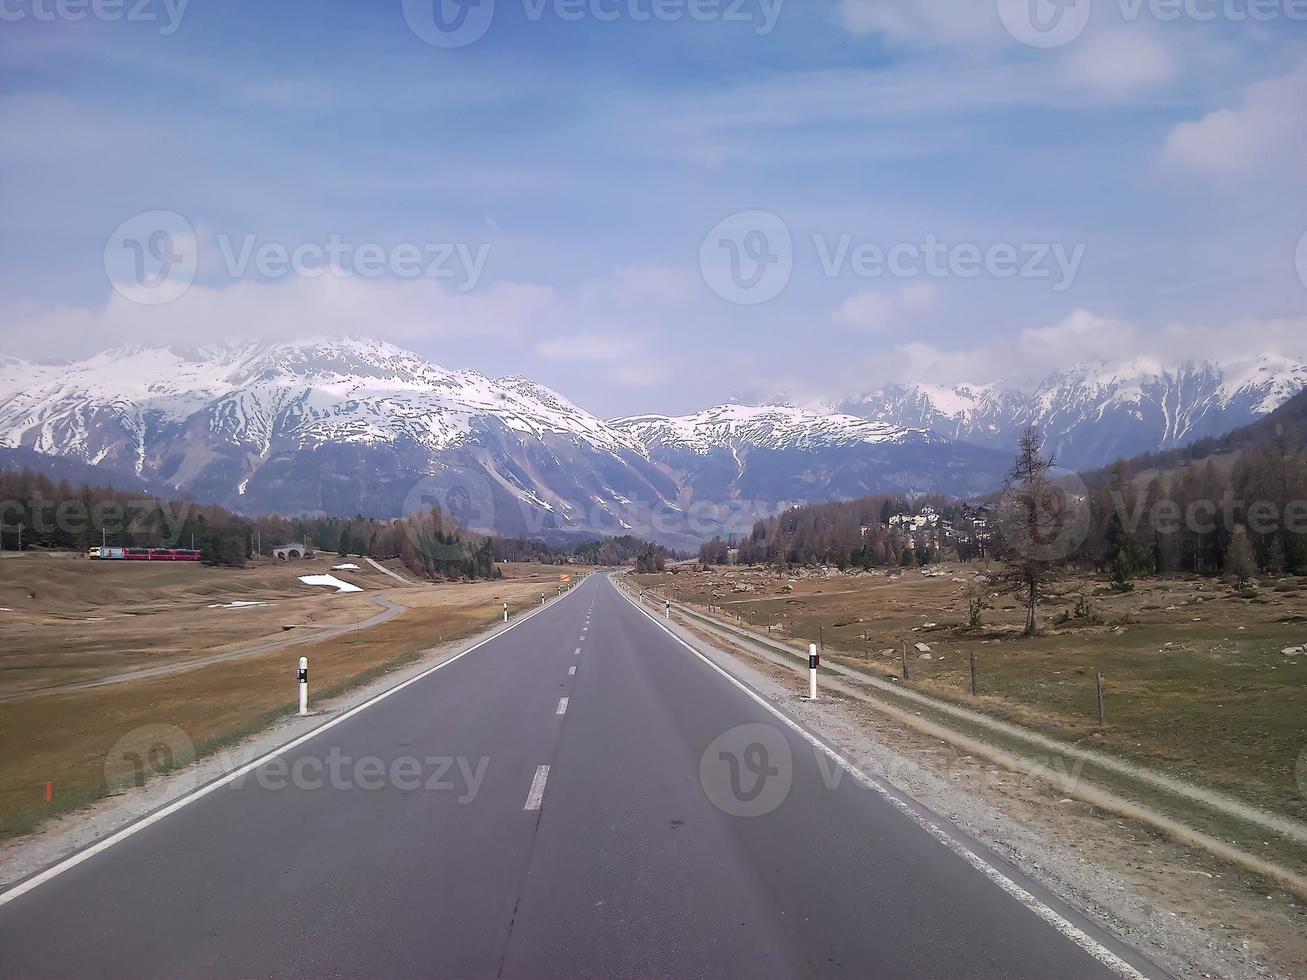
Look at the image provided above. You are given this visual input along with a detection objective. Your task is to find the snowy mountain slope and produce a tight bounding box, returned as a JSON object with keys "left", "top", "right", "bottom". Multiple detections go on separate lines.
{"left": 836, "top": 355, "right": 1307, "bottom": 470}
{"left": 611, "top": 403, "right": 1008, "bottom": 517}
{"left": 0, "top": 339, "right": 670, "bottom": 537}
{"left": 0, "top": 339, "right": 1011, "bottom": 542}
{"left": 609, "top": 403, "right": 928, "bottom": 454}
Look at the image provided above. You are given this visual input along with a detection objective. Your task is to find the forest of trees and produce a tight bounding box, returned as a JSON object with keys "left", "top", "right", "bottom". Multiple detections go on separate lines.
{"left": 698, "top": 492, "right": 953, "bottom": 571}
{"left": 694, "top": 424, "right": 1307, "bottom": 592}
{"left": 0, "top": 468, "right": 673, "bottom": 581}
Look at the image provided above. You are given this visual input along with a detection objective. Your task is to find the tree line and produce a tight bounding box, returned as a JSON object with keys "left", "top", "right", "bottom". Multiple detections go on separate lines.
{"left": 0, "top": 467, "right": 673, "bottom": 581}
{"left": 698, "top": 492, "right": 954, "bottom": 571}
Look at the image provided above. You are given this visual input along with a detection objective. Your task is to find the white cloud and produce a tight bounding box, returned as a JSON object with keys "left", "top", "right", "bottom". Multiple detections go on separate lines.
{"left": 534, "top": 332, "right": 667, "bottom": 387}
{"left": 890, "top": 310, "right": 1307, "bottom": 389}
{"left": 1016, "top": 309, "right": 1138, "bottom": 366}
{"left": 833, "top": 282, "right": 939, "bottom": 332}
{"left": 535, "top": 333, "right": 642, "bottom": 362}
{"left": 1059, "top": 28, "right": 1177, "bottom": 100}
{"left": 0, "top": 274, "right": 555, "bottom": 359}
{"left": 1160, "top": 62, "right": 1307, "bottom": 177}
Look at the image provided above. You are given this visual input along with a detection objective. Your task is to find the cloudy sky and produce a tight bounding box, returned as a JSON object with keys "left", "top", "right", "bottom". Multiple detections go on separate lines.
{"left": 1, "top": 0, "right": 1304, "bottom": 417}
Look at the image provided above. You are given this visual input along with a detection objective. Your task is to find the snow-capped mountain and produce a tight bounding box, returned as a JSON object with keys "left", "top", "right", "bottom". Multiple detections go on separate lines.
{"left": 0, "top": 339, "right": 672, "bottom": 538}
{"left": 0, "top": 339, "right": 1007, "bottom": 543}
{"left": 610, "top": 404, "right": 1008, "bottom": 518}
{"left": 610, "top": 404, "right": 927, "bottom": 454}
{"left": 836, "top": 355, "right": 1307, "bottom": 470}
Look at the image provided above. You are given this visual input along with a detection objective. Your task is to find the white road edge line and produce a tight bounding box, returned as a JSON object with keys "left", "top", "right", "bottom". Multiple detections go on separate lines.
{"left": 557, "top": 697, "right": 569, "bottom": 715}
{"left": 0, "top": 582, "right": 577, "bottom": 909}
{"left": 612, "top": 578, "right": 1150, "bottom": 980}
{"left": 524, "top": 765, "right": 550, "bottom": 811}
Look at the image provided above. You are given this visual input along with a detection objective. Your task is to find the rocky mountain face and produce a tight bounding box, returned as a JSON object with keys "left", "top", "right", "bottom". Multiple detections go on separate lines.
{"left": 0, "top": 340, "right": 1004, "bottom": 543}
{"left": 609, "top": 405, "right": 1008, "bottom": 522}
{"left": 4, "top": 340, "right": 1298, "bottom": 543}
{"left": 836, "top": 356, "right": 1307, "bottom": 470}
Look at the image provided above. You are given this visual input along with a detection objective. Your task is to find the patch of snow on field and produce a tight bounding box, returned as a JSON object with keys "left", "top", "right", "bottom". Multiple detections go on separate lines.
{"left": 332, "top": 563, "right": 361, "bottom": 570}
{"left": 299, "top": 574, "right": 363, "bottom": 594}
{"left": 208, "top": 600, "right": 270, "bottom": 609}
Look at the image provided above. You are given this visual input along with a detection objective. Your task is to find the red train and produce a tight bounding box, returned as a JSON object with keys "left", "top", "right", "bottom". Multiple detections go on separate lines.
{"left": 88, "top": 547, "right": 202, "bottom": 561}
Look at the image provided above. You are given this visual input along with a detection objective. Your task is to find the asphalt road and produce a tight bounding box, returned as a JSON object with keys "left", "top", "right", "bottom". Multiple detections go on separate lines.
{"left": 0, "top": 574, "right": 1157, "bottom": 978}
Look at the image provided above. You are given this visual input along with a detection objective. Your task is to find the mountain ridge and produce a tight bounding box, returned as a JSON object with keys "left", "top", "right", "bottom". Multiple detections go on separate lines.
{"left": 0, "top": 339, "right": 1000, "bottom": 543}
{"left": 2, "top": 339, "right": 1302, "bottom": 542}
{"left": 835, "top": 354, "right": 1307, "bottom": 470}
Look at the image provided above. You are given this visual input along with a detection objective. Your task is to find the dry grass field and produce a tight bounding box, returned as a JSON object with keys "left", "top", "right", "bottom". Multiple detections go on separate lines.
{"left": 0, "top": 553, "right": 586, "bottom": 838}
{"left": 637, "top": 564, "right": 1307, "bottom": 822}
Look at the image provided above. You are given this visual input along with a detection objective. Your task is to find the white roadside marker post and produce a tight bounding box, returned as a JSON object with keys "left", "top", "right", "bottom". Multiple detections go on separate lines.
{"left": 808, "top": 644, "right": 819, "bottom": 701}
{"left": 665, "top": 599, "right": 671, "bottom": 619}
{"left": 503, "top": 602, "right": 509, "bottom": 623}
{"left": 297, "top": 657, "right": 309, "bottom": 716}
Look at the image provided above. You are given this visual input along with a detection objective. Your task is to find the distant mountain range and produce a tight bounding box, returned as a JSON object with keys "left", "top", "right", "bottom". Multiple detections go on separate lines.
{"left": 1, "top": 339, "right": 1301, "bottom": 543}
{"left": 835, "top": 356, "right": 1307, "bottom": 471}
{"left": 0, "top": 340, "right": 1004, "bottom": 544}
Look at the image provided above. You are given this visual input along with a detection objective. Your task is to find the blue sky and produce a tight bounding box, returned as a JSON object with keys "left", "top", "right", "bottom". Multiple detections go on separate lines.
{"left": 1, "top": 0, "right": 1304, "bottom": 417}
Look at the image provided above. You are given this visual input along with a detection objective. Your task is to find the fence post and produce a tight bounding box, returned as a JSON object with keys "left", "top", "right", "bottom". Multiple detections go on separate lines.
{"left": 1096, "top": 671, "right": 1105, "bottom": 727}
{"left": 901, "top": 640, "right": 909, "bottom": 681}
{"left": 297, "top": 657, "right": 309, "bottom": 716}
{"left": 970, "top": 650, "right": 978, "bottom": 696}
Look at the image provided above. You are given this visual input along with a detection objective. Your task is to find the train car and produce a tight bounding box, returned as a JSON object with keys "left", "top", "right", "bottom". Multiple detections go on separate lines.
{"left": 121, "top": 548, "right": 203, "bottom": 561}
{"left": 93, "top": 547, "right": 202, "bottom": 561}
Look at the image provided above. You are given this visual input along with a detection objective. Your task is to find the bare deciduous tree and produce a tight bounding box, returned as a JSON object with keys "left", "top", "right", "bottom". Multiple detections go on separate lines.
{"left": 996, "top": 426, "right": 1074, "bottom": 636}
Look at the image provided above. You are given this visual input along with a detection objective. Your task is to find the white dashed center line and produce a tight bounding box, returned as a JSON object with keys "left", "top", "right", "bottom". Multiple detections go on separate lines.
{"left": 568, "top": 665, "right": 576, "bottom": 676}
{"left": 573, "top": 647, "right": 582, "bottom": 656}
{"left": 556, "top": 697, "right": 569, "bottom": 715}
{"left": 524, "top": 765, "right": 550, "bottom": 811}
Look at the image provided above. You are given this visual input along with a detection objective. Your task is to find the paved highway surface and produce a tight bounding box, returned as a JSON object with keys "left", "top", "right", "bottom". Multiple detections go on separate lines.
{"left": 0, "top": 574, "right": 1159, "bottom": 978}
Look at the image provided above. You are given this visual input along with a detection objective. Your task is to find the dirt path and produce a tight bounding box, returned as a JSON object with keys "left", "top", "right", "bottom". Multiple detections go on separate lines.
{"left": 0, "top": 595, "right": 409, "bottom": 704}
{"left": 363, "top": 556, "right": 417, "bottom": 586}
